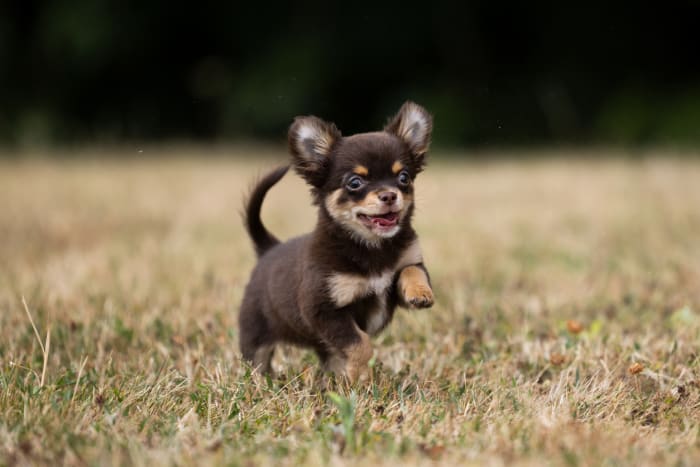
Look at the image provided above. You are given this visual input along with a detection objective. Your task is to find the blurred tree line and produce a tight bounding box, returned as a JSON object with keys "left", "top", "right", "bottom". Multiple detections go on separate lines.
{"left": 1, "top": 0, "right": 699, "bottom": 148}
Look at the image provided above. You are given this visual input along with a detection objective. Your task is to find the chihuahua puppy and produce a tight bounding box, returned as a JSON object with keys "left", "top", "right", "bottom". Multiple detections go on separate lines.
{"left": 239, "top": 101, "right": 434, "bottom": 381}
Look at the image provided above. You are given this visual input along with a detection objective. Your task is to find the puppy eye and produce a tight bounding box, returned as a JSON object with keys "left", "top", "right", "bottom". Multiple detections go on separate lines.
{"left": 346, "top": 175, "right": 365, "bottom": 191}
{"left": 397, "top": 170, "right": 411, "bottom": 187}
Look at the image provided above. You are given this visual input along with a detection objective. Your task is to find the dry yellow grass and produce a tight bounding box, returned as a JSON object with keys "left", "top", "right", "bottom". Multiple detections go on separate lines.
{"left": 1, "top": 147, "right": 700, "bottom": 466}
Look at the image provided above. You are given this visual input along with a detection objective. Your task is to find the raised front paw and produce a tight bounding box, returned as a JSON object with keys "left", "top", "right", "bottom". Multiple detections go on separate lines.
{"left": 403, "top": 283, "right": 434, "bottom": 308}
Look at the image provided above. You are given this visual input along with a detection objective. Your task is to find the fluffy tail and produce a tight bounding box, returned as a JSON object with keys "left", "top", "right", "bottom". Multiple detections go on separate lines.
{"left": 243, "top": 166, "right": 289, "bottom": 257}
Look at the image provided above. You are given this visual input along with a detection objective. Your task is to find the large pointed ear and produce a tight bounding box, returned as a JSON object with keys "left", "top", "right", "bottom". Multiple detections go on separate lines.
{"left": 288, "top": 116, "right": 341, "bottom": 187}
{"left": 384, "top": 101, "right": 433, "bottom": 161}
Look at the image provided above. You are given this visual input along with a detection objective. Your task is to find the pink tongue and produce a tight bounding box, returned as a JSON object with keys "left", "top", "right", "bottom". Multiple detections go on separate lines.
{"left": 372, "top": 216, "right": 396, "bottom": 227}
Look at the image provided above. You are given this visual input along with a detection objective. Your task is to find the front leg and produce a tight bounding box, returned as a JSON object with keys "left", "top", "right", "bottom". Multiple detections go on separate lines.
{"left": 306, "top": 306, "right": 373, "bottom": 383}
{"left": 398, "top": 264, "right": 434, "bottom": 308}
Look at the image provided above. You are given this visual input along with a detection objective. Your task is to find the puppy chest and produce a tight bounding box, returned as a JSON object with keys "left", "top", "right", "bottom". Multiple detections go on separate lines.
{"left": 327, "top": 271, "right": 394, "bottom": 308}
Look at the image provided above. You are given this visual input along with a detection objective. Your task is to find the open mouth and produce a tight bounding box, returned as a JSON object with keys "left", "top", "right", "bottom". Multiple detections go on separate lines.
{"left": 357, "top": 211, "right": 399, "bottom": 230}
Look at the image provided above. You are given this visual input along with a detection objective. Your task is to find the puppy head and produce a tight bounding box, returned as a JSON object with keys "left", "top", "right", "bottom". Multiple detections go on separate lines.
{"left": 289, "top": 101, "right": 432, "bottom": 246}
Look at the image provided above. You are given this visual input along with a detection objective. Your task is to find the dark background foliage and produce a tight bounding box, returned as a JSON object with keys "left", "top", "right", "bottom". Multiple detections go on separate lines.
{"left": 2, "top": 0, "right": 699, "bottom": 147}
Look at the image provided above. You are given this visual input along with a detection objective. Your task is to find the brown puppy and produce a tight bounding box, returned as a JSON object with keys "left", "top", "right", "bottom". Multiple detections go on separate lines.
{"left": 239, "top": 101, "right": 434, "bottom": 382}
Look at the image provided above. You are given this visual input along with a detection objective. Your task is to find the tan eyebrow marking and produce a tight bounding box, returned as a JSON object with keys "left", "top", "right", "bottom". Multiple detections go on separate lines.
{"left": 391, "top": 161, "right": 404, "bottom": 174}
{"left": 392, "top": 161, "right": 405, "bottom": 174}
{"left": 353, "top": 165, "right": 369, "bottom": 176}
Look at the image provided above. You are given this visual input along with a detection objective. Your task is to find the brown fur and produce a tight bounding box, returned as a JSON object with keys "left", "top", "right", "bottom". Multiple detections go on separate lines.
{"left": 239, "top": 101, "right": 434, "bottom": 382}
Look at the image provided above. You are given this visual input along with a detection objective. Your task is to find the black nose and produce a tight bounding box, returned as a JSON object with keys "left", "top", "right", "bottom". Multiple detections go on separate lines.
{"left": 378, "top": 191, "right": 397, "bottom": 204}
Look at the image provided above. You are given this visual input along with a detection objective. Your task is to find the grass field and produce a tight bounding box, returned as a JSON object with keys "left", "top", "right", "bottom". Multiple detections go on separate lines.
{"left": 1, "top": 147, "right": 699, "bottom": 466}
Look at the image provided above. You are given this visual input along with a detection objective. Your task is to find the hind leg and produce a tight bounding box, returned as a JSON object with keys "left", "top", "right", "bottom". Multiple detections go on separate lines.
{"left": 239, "top": 299, "right": 275, "bottom": 374}
{"left": 252, "top": 344, "right": 275, "bottom": 374}
{"left": 240, "top": 329, "right": 275, "bottom": 374}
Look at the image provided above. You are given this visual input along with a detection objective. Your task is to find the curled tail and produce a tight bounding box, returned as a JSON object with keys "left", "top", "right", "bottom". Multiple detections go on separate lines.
{"left": 243, "top": 166, "right": 289, "bottom": 257}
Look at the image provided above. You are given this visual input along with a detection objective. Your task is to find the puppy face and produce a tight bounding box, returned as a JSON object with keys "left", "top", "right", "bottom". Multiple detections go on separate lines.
{"left": 322, "top": 135, "right": 414, "bottom": 243}
{"left": 289, "top": 102, "right": 433, "bottom": 246}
